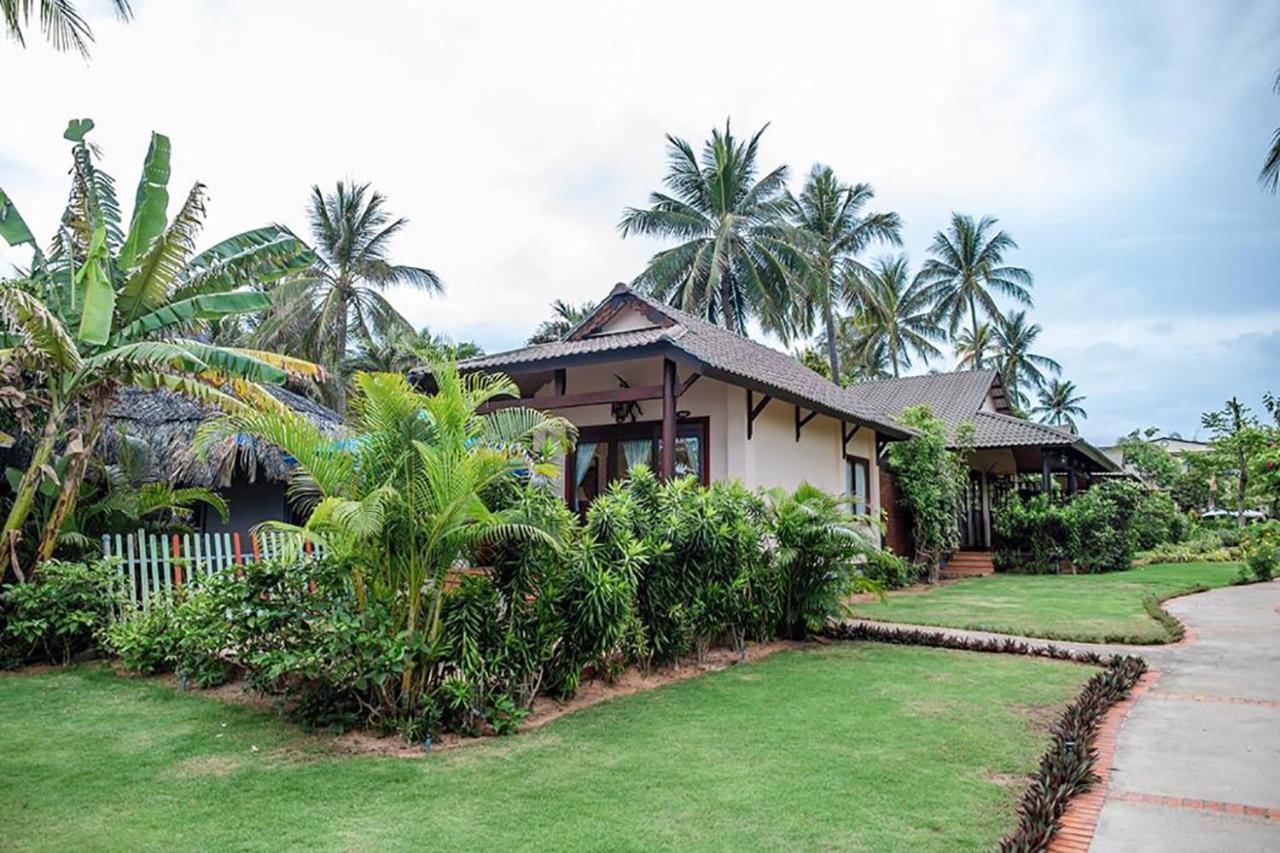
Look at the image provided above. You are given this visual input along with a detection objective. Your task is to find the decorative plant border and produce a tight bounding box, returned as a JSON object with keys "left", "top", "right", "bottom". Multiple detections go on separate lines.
{"left": 825, "top": 622, "right": 1148, "bottom": 852}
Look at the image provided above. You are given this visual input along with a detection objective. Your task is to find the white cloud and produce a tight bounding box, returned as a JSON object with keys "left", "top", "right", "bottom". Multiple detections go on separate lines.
{"left": 2, "top": 0, "right": 1276, "bottom": 432}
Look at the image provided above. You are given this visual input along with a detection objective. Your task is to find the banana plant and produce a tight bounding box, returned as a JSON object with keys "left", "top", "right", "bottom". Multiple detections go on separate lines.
{"left": 0, "top": 119, "right": 320, "bottom": 579}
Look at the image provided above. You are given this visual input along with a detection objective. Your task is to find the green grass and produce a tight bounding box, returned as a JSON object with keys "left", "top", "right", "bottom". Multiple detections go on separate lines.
{"left": 849, "top": 562, "right": 1242, "bottom": 644}
{"left": 0, "top": 644, "right": 1092, "bottom": 851}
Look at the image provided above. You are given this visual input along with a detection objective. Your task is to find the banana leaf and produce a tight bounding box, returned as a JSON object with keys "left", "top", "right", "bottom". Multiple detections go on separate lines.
{"left": 0, "top": 189, "right": 35, "bottom": 247}
{"left": 0, "top": 286, "right": 83, "bottom": 370}
{"left": 171, "top": 339, "right": 288, "bottom": 385}
{"left": 116, "top": 291, "right": 270, "bottom": 340}
{"left": 83, "top": 340, "right": 209, "bottom": 374}
{"left": 75, "top": 224, "right": 115, "bottom": 345}
{"left": 117, "top": 132, "right": 172, "bottom": 272}
{"left": 125, "top": 372, "right": 247, "bottom": 414}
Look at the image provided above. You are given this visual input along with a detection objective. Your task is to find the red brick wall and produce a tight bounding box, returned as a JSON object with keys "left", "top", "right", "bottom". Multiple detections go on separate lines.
{"left": 880, "top": 467, "right": 914, "bottom": 559}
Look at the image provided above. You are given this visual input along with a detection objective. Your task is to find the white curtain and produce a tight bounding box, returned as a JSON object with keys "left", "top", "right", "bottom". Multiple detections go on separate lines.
{"left": 573, "top": 442, "right": 599, "bottom": 501}
{"left": 621, "top": 439, "right": 652, "bottom": 474}
{"left": 678, "top": 437, "right": 700, "bottom": 479}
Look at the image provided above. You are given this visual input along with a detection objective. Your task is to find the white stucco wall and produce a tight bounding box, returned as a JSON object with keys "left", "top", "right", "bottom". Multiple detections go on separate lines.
{"left": 527, "top": 356, "right": 882, "bottom": 518}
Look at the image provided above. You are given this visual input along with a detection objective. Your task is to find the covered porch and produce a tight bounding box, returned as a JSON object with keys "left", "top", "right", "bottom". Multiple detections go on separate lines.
{"left": 959, "top": 445, "right": 1113, "bottom": 551}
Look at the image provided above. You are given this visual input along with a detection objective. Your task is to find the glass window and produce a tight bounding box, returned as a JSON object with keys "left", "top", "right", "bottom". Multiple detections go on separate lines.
{"left": 846, "top": 456, "right": 870, "bottom": 515}
{"left": 571, "top": 441, "right": 608, "bottom": 510}
{"left": 570, "top": 419, "right": 709, "bottom": 512}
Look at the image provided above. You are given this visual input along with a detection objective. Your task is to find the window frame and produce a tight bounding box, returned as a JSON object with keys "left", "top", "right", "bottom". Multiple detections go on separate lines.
{"left": 845, "top": 453, "right": 872, "bottom": 516}
{"left": 565, "top": 416, "right": 711, "bottom": 508}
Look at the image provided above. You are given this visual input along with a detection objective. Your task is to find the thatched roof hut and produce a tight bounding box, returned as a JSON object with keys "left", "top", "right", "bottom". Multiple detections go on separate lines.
{"left": 99, "top": 386, "right": 343, "bottom": 488}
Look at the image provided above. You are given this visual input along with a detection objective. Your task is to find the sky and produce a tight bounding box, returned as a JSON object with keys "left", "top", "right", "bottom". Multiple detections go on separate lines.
{"left": 1, "top": 0, "right": 1277, "bottom": 446}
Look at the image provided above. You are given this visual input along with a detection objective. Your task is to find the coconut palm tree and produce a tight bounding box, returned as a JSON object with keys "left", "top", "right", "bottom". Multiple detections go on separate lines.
{"left": 195, "top": 364, "right": 573, "bottom": 720}
{"left": 846, "top": 341, "right": 894, "bottom": 382}
{"left": 1, "top": 0, "right": 131, "bottom": 56}
{"left": 1261, "top": 69, "right": 1280, "bottom": 194}
{"left": 1032, "top": 379, "right": 1087, "bottom": 432}
{"left": 619, "top": 121, "right": 801, "bottom": 337}
{"left": 257, "top": 181, "right": 442, "bottom": 411}
{"left": 790, "top": 165, "right": 901, "bottom": 379}
{"left": 953, "top": 322, "right": 993, "bottom": 370}
{"left": 528, "top": 299, "right": 595, "bottom": 344}
{"left": 343, "top": 327, "right": 483, "bottom": 381}
{"left": 990, "top": 309, "right": 1060, "bottom": 410}
{"left": 0, "top": 119, "right": 318, "bottom": 577}
{"left": 918, "top": 213, "right": 1033, "bottom": 369}
{"left": 848, "top": 255, "right": 944, "bottom": 379}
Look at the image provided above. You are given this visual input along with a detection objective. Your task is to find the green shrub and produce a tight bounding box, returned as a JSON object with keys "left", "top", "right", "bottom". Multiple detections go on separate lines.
{"left": 1, "top": 559, "right": 121, "bottom": 666}
{"left": 767, "top": 483, "right": 879, "bottom": 639}
{"left": 992, "top": 493, "right": 1072, "bottom": 574}
{"left": 1067, "top": 480, "right": 1144, "bottom": 573}
{"left": 884, "top": 406, "right": 970, "bottom": 583}
{"left": 859, "top": 547, "right": 916, "bottom": 589}
{"left": 1241, "top": 520, "right": 1279, "bottom": 582}
{"left": 104, "top": 597, "right": 177, "bottom": 674}
{"left": 168, "top": 576, "right": 238, "bottom": 688}
{"left": 1134, "top": 538, "right": 1241, "bottom": 565}
{"left": 1132, "top": 491, "right": 1191, "bottom": 550}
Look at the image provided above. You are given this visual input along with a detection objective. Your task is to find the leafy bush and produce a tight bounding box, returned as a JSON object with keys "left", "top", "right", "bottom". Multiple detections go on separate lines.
{"left": 992, "top": 494, "right": 1072, "bottom": 574}
{"left": 104, "top": 597, "right": 176, "bottom": 674}
{"left": 1, "top": 559, "right": 121, "bottom": 666}
{"left": 1241, "top": 520, "right": 1279, "bottom": 582}
{"left": 1066, "top": 480, "right": 1144, "bottom": 573}
{"left": 767, "top": 483, "right": 879, "bottom": 639}
{"left": 1134, "top": 537, "right": 1241, "bottom": 565}
{"left": 885, "top": 405, "right": 971, "bottom": 583}
{"left": 1131, "top": 491, "right": 1190, "bottom": 551}
{"left": 859, "top": 546, "right": 916, "bottom": 589}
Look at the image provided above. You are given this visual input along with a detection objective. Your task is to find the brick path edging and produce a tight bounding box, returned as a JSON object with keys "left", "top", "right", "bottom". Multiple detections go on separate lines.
{"left": 1046, "top": 670, "right": 1161, "bottom": 853}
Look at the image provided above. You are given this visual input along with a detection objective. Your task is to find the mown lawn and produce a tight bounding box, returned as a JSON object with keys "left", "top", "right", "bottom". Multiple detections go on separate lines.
{"left": 848, "top": 561, "right": 1242, "bottom": 644}
{"left": 0, "top": 643, "right": 1091, "bottom": 851}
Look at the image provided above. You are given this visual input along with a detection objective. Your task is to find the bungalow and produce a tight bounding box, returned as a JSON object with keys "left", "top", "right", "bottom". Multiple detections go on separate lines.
{"left": 418, "top": 284, "right": 912, "bottom": 526}
{"left": 844, "top": 369, "right": 1118, "bottom": 573}
{"left": 99, "top": 385, "right": 343, "bottom": 535}
{"left": 424, "top": 283, "right": 1118, "bottom": 576}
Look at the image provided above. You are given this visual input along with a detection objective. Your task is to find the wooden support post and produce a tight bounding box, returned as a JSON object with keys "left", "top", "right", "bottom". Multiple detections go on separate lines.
{"left": 1066, "top": 467, "right": 1077, "bottom": 495}
{"left": 746, "top": 390, "right": 771, "bottom": 440}
{"left": 553, "top": 368, "right": 566, "bottom": 396}
{"left": 842, "top": 422, "right": 861, "bottom": 453}
{"left": 794, "top": 406, "right": 817, "bottom": 442}
{"left": 661, "top": 358, "right": 676, "bottom": 481}
{"left": 1041, "top": 451, "right": 1052, "bottom": 493}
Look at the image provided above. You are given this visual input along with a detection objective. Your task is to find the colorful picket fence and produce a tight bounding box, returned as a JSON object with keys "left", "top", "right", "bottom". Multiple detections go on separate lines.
{"left": 102, "top": 529, "right": 323, "bottom": 607}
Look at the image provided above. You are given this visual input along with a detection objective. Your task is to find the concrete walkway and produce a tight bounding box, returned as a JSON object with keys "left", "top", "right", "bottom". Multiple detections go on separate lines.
{"left": 1091, "top": 580, "right": 1280, "bottom": 852}
{"left": 848, "top": 579, "right": 1280, "bottom": 851}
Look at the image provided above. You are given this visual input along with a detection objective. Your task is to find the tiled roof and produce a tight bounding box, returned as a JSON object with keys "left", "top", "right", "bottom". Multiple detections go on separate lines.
{"left": 970, "top": 411, "right": 1080, "bottom": 447}
{"left": 843, "top": 370, "right": 1002, "bottom": 429}
{"left": 451, "top": 327, "right": 672, "bottom": 370}
{"left": 447, "top": 284, "right": 912, "bottom": 437}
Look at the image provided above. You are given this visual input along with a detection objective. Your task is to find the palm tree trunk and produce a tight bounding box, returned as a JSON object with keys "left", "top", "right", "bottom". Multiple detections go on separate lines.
{"left": 720, "top": 270, "right": 739, "bottom": 334}
{"left": 0, "top": 402, "right": 66, "bottom": 581}
{"left": 332, "top": 287, "right": 350, "bottom": 413}
{"left": 35, "top": 391, "right": 112, "bottom": 565}
{"left": 968, "top": 295, "right": 982, "bottom": 369}
{"left": 822, "top": 294, "right": 841, "bottom": 381}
